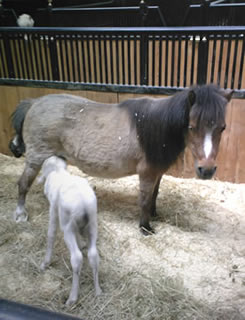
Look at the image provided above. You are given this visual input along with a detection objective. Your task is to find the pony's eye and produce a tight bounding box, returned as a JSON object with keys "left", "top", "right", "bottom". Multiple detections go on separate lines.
{"left": 188, "top": 125, "right": 194, "bottom": 131}
{"left": 220, "top": 124, "right": 226, "bottom": 132}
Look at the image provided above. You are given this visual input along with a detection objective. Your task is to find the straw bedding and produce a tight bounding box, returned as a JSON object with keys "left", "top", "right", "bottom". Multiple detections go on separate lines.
{"left": 0, "top": 153, "right": 245, "bottom": 320}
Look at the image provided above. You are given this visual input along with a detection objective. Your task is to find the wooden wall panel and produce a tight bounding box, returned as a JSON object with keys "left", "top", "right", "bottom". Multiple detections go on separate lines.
{"left": 0, "top": 86, "right": 244, "bottom": 183}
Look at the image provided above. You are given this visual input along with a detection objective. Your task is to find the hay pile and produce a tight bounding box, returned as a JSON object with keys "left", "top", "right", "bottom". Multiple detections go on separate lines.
{"left": 0, "top": 153, "right": 245, "bottom": 320}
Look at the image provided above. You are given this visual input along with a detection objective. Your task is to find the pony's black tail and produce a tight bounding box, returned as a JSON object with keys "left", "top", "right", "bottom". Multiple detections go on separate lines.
{"left": 9, "top": 99, "right": 34, "bottom": 158}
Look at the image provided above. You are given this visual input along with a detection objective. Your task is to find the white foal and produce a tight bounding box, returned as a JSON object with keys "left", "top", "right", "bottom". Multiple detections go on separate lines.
{"left": 39, "top": 156, "right": 101, "bottom": 305}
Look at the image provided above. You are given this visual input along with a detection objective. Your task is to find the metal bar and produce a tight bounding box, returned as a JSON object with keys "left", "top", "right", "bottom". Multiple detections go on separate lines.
{"left": 103, "top": 35, "right": 108, "bottom": 84}
{"left": 127, "top": 35, "right": 131, "bottom": 85}
{"left": 1, "top": 78, "right": 245, "bottom": 98}
{"left": 70, "top": 36, "right": 76, "bottom": 82}
{"left": 231, "top": 36, "right": 239, "bottom": 89}
{"left": 92, "top": 35, "right": 97, "bottom": 84}
{"left": 64, "top": 34, "right": 70, "bottom": 82}
{"left": 116, "top": 36, "right": 120, "bottom": 84}
{"left": 217, "top": 34, "right": 224, "bottom": 86}
{"left": 158, "top": 35, "right": 162, "bottom": 87}
{"left": 0, "top": 39, "right": 7, "bottom": 78}
{"left": 197, "top": 36, "right": 209, "bottom": 85}
{"left": 58, "top": 35, "right": 65, "bottom": 81}
{"left": 134, "top": 35, "right": 137, "bottom": 85}
{"left": 75, "top": 35, "right": 81, "bottom": 82}
{"left": 18, "top": 34, "right": 27, "bottom": 79}
{"left": 210, "top": 36, "right": 217, "bottom": 84}
{"left": 22, "top": 35, "right": 31, "bottom": 79}
{"left": 183, "top": 36, "right": 188, "bottom": 87}
{"left": 49, "top": 34, "right": 59, "bottom": 81}
{"left": 224, "top": 35, "right": 232, "bottom": 88}
{"left": 190, "top": 35, "right": 196, "bottom": 85}
{"left": 33, "top": 34, "right": 41, "bottom": 80}
{"left": 86, "top": 35, "right": 92, "bottom": 83}
{"left": 177, "top": 36, "right": 181, "bottom": 87}
{"left": 12, "top": 35, "right": 21, "bottom": 78}
{"left": 238, "top": 35, "right": 245, "bottom": 90}
{"left": 43, "top": 35, "right": 51, "bottom": 80}
{"left": 152, "top": 36, "right": 155, "bottom": 87}
{"left": 98, "top": 35, "right": 103, "bottom": 83}
{"left": 165, "top": 35, "right": 169, "bottom": 86}
{"left": 38, "top": 6, "right": 160, "bottom": 13}
{"left": 3, "top": 26, "right": 245, "bottom": 34}
{"left": 26, "top": 34, "right": 35, "bottom": 80}
{"left": 171, "top": 36, "right": 175, "bottom": 87}
{"left": 121, "top": 35, "right": 125, "bottom": 85}
{"left": 3, "top": 33, "right": 15, "bottom": 78}
{"left": 109, "top": 34, "right": 114, "bottom": 84}
{"left": 81, "top": 36, "right": 87, "bottom": 83}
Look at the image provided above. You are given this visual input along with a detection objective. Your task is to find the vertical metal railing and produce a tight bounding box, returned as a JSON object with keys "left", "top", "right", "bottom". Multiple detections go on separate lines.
{"left": 0, "top": 26, "right": 245, "bottom": 95}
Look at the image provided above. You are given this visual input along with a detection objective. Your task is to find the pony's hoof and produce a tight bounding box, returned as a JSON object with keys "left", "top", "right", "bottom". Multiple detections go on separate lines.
{"left": 140, "top": 226, "right": 155, "bottom": 236}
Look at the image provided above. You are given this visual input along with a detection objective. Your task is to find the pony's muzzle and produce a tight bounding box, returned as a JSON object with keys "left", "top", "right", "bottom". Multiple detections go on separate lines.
{"left": 196, "top": 166, "right": 217, "bottom": 180}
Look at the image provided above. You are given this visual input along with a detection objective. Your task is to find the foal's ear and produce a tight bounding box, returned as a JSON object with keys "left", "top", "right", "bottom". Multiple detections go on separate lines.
{"left": 188, "top": 90, "right": 196, "bottom": 107}
{"left": 37, "top": 174, "right": 45, "bottom": 184}
{"left": 222, "top": 89, "right": 234, "bottom": 102}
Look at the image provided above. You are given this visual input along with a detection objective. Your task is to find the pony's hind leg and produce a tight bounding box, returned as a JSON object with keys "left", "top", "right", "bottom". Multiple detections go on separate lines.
{"left": 14, "top": 162, "right": 41, "bottom": 222}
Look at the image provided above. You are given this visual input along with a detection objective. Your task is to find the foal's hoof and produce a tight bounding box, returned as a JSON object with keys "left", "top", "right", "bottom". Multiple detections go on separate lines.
{"left": 14, "top": 209, "right": 28, "bottom": 223}
{"left": 66, "top": 296, "right": 77, "bottom": 306}
{"left": 140, "top": 225, "right": 155, "bottom": 236}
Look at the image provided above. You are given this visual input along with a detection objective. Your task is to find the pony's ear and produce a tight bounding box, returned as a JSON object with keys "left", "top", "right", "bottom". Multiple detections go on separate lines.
{"left": 222, "top": 89, "right": 234, "bottom": 102}
{"left": 188, "top": 90, "right": 196, "bottom": 107}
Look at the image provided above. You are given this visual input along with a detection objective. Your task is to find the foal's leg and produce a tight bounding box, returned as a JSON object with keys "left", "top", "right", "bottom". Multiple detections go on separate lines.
{"left": 138, "top": 173, "right": 159, "bottom": 235}
{"left": 151, "top": 176, "right": 162, "bottom": 217}
{"left": 64, "top": 226, "right": 83, "bottom": 305}
{"left": 40, "top": 205, "right": 58, "bottom": 270}
{"left": 88, "top": 245, "right": 102, "bottom": 296}
{"left": 87, "top": 216, "right": 101, "bottom": 296}
{"left": 14, "top": 162, "right": 41, "bottom": 222}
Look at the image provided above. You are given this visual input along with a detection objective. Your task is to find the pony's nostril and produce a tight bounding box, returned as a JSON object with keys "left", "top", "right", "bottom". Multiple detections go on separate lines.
{"left": 198, "top": 167, "right": 203, "bottom": 175}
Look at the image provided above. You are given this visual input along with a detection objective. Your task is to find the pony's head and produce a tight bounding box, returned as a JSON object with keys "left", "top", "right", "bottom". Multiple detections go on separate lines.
{"left": 187, "top": 85, "right": 233, "bottom": 180}
{"left": 38, "top": 156, "right": 67, "bottom": 184}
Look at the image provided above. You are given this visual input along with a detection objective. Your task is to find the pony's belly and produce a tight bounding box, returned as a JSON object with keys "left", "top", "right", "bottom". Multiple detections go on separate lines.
{"left": 69, "top": 158, "right": 137, "bottom": 179}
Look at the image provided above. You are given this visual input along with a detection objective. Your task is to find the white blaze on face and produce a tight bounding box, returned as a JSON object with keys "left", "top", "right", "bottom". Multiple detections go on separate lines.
{"left": 12, "top": 135, "right": 18, "bottom": 146}
{"left": 203, "top": 132, "right": 213, "bottom": 158}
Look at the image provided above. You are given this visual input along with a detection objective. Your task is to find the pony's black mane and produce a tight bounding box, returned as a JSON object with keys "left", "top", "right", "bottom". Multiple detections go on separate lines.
{"left": 119, "top": 84, "right": 226, "bottom": 169}
{"left": 119, "top": 88, "right": 191, "bottom": 169}
{"left": 190, "top": 84, "right": 226, "bottom": 128}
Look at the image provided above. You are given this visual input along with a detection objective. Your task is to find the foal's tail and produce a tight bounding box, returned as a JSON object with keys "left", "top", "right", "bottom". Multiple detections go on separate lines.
{"left": 9, "top": 99, "right": 34, "bottom": 157}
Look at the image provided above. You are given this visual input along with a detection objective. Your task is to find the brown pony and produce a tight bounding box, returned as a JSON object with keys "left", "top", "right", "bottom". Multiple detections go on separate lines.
{"left": 9, "top": 84, "right": 232, "bottom": 234}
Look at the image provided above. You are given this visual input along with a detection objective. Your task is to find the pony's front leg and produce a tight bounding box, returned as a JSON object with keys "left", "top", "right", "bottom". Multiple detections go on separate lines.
{"left": 14, "top": 162, "right": 40, "bottom": 222}
{"left": 151, "top": 176, "right": 162, "bottom": 217}
{"left": 138, "top": 174, "right": 159, "bottom": 235}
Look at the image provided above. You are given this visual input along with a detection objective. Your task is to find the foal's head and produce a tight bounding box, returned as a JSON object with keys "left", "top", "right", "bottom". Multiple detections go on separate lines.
{"left": 187, "top": 84, "right": 233, "bottom": 180}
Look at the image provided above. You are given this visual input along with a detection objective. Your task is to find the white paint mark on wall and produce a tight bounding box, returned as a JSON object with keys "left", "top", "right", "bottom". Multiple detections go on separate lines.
{"left": 204, "top": 132, "right": 213, "bottom": 158}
